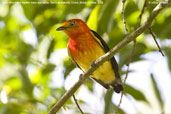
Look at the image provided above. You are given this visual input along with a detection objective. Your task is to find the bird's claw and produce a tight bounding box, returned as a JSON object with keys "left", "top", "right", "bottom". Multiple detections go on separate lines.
{"left": 91, "top": 61, "right": 96, "bottom": 68}
{"left": 79, "top": 74, "right": 84, "bottom": 82}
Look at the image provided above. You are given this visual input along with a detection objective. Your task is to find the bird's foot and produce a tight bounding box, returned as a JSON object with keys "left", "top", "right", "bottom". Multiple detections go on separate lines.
{"left": 79, "top": 74, "right": 84, "bottom": 82}
{"left": 91, "top": 61, "right": 96, "bottom": 68}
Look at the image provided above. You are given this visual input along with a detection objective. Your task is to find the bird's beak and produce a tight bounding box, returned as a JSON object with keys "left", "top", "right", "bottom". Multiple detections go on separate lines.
{"left": 56, "top": 26, "right": 68, "bottom": 31}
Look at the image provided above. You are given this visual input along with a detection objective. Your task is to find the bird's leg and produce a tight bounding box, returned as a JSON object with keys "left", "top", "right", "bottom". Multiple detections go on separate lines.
{"left": 91, "top": 61, "right": 96, "bottom": 68}
{"left": 79, "top": 74, "right": 84, "bottom": 82}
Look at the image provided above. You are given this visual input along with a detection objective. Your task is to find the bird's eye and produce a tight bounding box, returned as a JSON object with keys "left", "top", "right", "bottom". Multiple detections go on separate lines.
{"left": 70, "top": 21, "right": 75, "bottom": 27}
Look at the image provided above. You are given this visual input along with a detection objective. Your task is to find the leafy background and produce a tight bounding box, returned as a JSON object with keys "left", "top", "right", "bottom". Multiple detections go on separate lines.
{"left": 0, "top": 0, "right": 171, "bottom": 114}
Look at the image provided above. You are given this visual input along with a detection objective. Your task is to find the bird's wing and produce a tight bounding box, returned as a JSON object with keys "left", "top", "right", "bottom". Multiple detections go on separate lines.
{"left": 90, "top": 30, "right": 120, "bottom": 79}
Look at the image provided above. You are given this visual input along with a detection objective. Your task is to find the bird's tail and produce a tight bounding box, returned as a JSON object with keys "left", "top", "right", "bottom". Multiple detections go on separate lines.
{"left": 110, "top": 80, "right": 124, "bottom": 93}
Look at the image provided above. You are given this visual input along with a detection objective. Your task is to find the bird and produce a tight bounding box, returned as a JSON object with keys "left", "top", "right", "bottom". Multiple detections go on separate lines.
{"left": 56, "top": 19, "right": 123, "bottom": 93}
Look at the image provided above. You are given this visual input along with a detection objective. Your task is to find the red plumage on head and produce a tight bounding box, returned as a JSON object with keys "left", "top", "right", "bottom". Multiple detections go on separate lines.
{"left": 62, "top": 19, "right": 90, "bottom": 38}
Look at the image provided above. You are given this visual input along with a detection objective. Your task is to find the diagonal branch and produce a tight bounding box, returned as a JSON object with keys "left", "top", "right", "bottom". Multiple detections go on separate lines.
{"left": 138, "top": 0, "right": 147, "bottom": 27}
{"left": 149, "top": 27, "right": 165, "bottom": 56}
{"left": 121, "top": 0, "right": 129, "bottom": 34}
{"left": 48, "top": 1, "right": 171, "bottom": 114}
{"left": 73, "top": 94, "right": 84, "bottom": 114}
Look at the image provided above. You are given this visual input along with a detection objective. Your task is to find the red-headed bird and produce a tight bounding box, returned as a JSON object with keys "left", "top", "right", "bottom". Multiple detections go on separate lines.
{"left": 56, "top": 19, "right": 123, "bottom": 93}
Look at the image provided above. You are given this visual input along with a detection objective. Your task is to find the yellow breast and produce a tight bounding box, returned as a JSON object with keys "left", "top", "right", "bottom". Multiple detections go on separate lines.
{"left": 71, "top": 42, "right": 115, "bottom": 84}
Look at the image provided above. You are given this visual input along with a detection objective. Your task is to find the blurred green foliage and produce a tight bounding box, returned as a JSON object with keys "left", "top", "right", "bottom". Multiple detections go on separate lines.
{"left": 0, "top": 0, "right": 171, "bottom": 114}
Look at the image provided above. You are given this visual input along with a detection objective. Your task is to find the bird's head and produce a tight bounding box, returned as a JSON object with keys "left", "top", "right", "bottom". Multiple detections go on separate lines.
{"left": 56, "top": 19, "right": 90, "bottom": 38}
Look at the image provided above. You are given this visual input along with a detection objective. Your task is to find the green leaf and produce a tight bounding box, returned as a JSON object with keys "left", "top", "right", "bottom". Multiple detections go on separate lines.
{"left": 150, "top": 73, "right": 164, "bottom": 113}
{"left": 22, "top": 4, "right": 58, "bottom": 36}
{"left": 42, "top": 63, "right": 56, "bottom": 74}
{"left": 104, "top": 90, "right": 126, "bottom": 114}
{"left": 124, "top": 84, "right": 149, "bottom": 104}
{"left": 113, "top": 104, "right": 126, "bottom": 114}
{"left": 22, "top": 4, "right": 56, "bottom": 21}
{"left": 0, "top": 103, "right": 24, "bottom": 114}
{"left": 84, "top": 80, "right": 93, "bottom": 92}
{"left": 63, "top": 3, "right": 85, "bottom": 14}
{"left": 47, "top": 38, "right": 55, "bottom": 59}
{"left": 119, "top": 42, "right": 146, "bottom": 68}
{"left": 104, "top": 89, "right": 113, "bottom": 114}
{"left": 124, "top": 0, "right": 139, "bottom": 18}
{"left": 87, "top": 5, "right": 101, "bottom": 30}
{"left": 152, "top": 8, "right": 171, "bottom": 39}
{"left": 49, "top": 24, "right": 68, "bottom": 49}
{"left": 19, "top": 65, "right": 34, "bottom": 97}
{"left": 124, "top": 0, "right": 140, "bottom": 31}
{"left": 17, "top": 41, "right": 34, "bottom": 65}
{"left": 108, "top": 18, "right": 125, "bottom": 47}
{"left": 97, "top": 0, "right": 119, "bottom": 35}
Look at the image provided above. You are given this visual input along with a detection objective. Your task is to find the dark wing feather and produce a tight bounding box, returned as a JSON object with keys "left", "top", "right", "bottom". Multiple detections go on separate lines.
{"left": 90, "top": 30, "right": 123, "bottom": 93}
{"left": 91, "top": 77, "right": 110, "bottom": 89}
{"left": 90, "top": 30, "right": 120, "bottom": 79}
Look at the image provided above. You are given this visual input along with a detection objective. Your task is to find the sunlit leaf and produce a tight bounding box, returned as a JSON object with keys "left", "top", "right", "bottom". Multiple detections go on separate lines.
{"left": 49, "top": 24, "right": 68, "bottom": 49}
{"left": 124, "top": 84, "right": 149, "bottom": 104}
{"left": 125, "top": 0, "right": 139, "bottom": 18}
{"left": 29, "top": 68, "right": 41, "bottom": 84}
{"left": 5, "top": 77, "right": 22, "bottom": 91}
{"left": 87, "top": 5, "right": 101, "bottom": 30}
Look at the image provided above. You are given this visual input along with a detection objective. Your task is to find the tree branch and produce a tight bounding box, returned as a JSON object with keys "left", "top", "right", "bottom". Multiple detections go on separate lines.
{"left": 121, "top": 0, "right": 129, "bottom": 34}
{"left": 138, "top": 0, "right": 147, "bottom": 27}
{"left": 149, "top": 27, "right": 165, "bottom": 56}
{"left": 48, "top": 1, "right": 170, "bottom": 114}
{"left": 73, "top": 94, "right": 84, "bottom": 114}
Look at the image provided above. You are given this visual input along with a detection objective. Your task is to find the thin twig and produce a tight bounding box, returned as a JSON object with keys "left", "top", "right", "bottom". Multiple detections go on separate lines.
{"left": 116, "top": 0, "right": 137, "bottom": 112}
{"left": 139, "top": 0, "right": 164, "bottom": 57}
{"left": 149, "top": 27, "right": 165, "bottom": 56}
{"left": 121, "top": 0, "right": 129, "bottom": 34}
{"left": 73, "top": 94, "right": 84, "bottom": 114}
{"left": 48, "top": 1, "right": 170, "bottom": 114}
{"left": 116, "top": 0, "right": 131, "bottom": 113}
{"left": 117, "top": 0, "right": 147, "bottom": 112}
{"left": 115, "top": 41, "right": 136, "bottom": 114}
{"left": 139, "top": 0, "right": 147, "bottom": 27}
